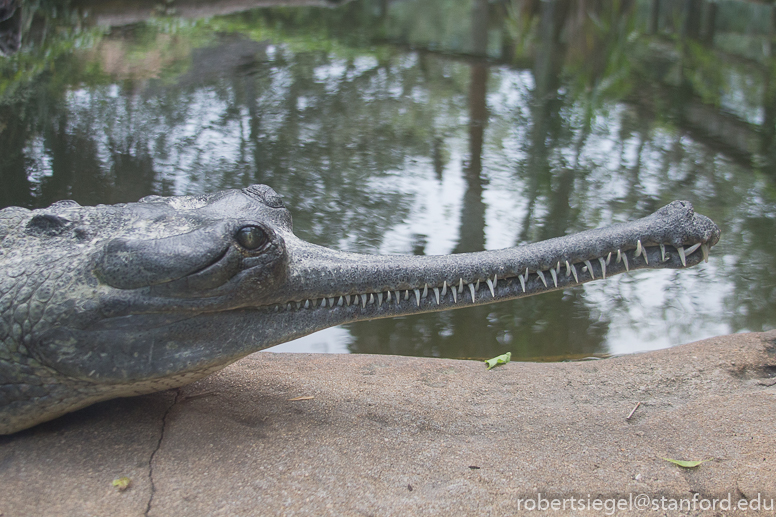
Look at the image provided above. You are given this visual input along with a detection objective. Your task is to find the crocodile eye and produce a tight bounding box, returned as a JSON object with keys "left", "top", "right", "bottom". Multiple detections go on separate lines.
{"left": 236, "top": 225, "right": 268, "bottom": 250}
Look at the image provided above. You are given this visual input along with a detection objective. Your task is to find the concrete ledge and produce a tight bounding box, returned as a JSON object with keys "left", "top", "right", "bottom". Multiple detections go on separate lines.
{"left": 1, "top": 331, "right": 775, "bottom": 516}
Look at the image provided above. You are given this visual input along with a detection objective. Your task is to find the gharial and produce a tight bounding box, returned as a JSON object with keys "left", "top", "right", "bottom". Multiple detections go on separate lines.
{"left": 0, "top": 185, "right": 720, "bottom": 434}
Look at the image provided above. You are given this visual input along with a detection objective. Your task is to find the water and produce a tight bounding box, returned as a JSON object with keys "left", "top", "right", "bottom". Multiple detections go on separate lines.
{"left": 1, "top": 0, "right": 775, "bottom": 361}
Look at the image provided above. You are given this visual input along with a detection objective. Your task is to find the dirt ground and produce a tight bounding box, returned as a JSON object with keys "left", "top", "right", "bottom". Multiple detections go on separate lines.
{"left": 1, "top": 331, "right": 774, "bottom": 516}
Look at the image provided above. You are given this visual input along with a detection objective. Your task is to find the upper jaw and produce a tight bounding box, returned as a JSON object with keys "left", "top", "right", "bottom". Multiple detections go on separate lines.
{"left": 261, "top": 201, "right": 720, "bottom": 311}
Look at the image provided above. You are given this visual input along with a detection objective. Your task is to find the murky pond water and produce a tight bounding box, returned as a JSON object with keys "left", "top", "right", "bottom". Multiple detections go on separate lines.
{"left": 2, "top": 0, "right": 776, "bottom": 360}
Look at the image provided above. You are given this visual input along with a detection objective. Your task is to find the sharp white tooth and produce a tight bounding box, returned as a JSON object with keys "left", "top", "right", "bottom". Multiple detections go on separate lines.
{"left": 550, "top": 268, "right": 558, "bottom": 287}
{"left": 556, "top": 261, "right": 561, "bottom": 274}
{"left": 606, "top": 252, "right": 612, "bottom": 265}
{"left": 623, "top": 253, "right": 629, "bottom": 272}
{"left": 304, "top": 300, "right": 310, "bottom": 309}
{"left": 414, "top": 289, "right": 421, "bottom": 306}
{"left": 287, "top": 303, "right": 292, "bottom": 311}
{"left": 616, "top": 249, "right": 622, "bottom": 263}
{"left": 433, "top": 287, "right": 440, "bottom": 305}
{"left": 458, "top": 278, "right": 464, "bottom": 293}
{"left": 404, "top": 290, "right": 409, "bottom": 300}
{"left": 635, "top": 240, "right": 642, "bottom": 257}
{"left": 338, "top": 296, "right": 344, "bottom": 306}
{"left": 537, "top": 270, "right": 547, "bottom": 287}
{"left": 487, "top": 278, "right": 495, "bottom": 297}
{"left": 519, "top": 274, "right": 526, "bottom": 292}
{"left": 319, "top": 298, "right": 325, "bottom": 308}
{"left": 423, "top": 284, "right": 428, "bottom": 298}
{"left": 386, "top": 291, "right": 392, "bottom": 303}
{"left": 642, "top": 246, "right": 648, "bottom": 265}
{"left": 475, "top": 279, "right": 480, "bottom": 290}
{"left": 394, "top": 291, "right": 400, "bottom": 304}
{"left": 452, "top": 287, "right": 458, "bottom": 303}
{"left": 524, "top": 268, "right": 529, "bottom": 284}
{"left": 571, "top": 263, "right": 579, "bottom": 283}
{"left": 468, "top": 282, "right": 476, "bottom": 302}
{"left": 677, "top": 245, "right": 686, "bottom": 267}
{"left": 378, "top": 293, "right": 383, "bottom": 306}
{"left": 296, "top": 302, "right": 301, "bottom": 309}
{"left": 369, "top": 293, "right": 375, "bottom": 305}
{"left": 599, "top": 257, "right": 606, "bottom": 279}
{"left": 686, "top": 242, "right": 701, "bottom": 256}
{"left": 584, "top": 260, "right": 595, "bottom": 280}
{"left": 329, "top": 297, "right": 335, "bottom": 307}
{"left": 493, "top": 273, "right": 498, "bottom": 287}
{"left": 346, "top": 295, "right": 352, "bottom": 306}
{"left": 701, "top": 243, "right": 709, "bottom": 263}
{"left": 565, "top": 260, "right": 571, "bottom": 277}
{"left": 441, "top": 281, "right": 448, "bottom": 296}
{"left": 660, "top": 244, "right": 666, "bottom": 262}
{"left": 361, "top": 294, "right": 368, "bottom": 308}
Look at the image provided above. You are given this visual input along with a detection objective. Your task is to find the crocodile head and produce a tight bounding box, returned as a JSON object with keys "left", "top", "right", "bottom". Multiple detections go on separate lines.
{"left": 0, "top": 185, "right": 720, "bottom": 433}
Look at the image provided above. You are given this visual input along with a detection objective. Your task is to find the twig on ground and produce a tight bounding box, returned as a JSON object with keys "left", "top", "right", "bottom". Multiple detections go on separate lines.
{"left": 626, "top": 401, "right": 641, "bottom": 420}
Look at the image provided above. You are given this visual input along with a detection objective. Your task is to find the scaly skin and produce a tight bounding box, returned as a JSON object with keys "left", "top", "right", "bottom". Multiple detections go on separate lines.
{"left": 0, "top": 185, "right": 720, "bottom": 434}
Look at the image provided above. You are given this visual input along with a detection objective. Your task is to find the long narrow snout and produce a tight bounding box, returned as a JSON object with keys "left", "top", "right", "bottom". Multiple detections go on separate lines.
{"left": 267, "top": 200, "right": 720, "bottom": 321}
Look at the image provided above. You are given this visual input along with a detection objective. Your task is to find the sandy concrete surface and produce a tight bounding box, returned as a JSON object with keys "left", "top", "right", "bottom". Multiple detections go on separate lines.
{"left": 0, "top": 331, "right": 774, "bottom": 516}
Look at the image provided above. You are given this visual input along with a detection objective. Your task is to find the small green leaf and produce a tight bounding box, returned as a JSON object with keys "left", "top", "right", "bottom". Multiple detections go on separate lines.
{"left": 112, "top": 477, "right": 131, "bottom": 491}
{"left": 484, "top": 352, "right": 511, "bottom": 370}
{"left": 662, "top": 458, "right": 712, "bottom": 468}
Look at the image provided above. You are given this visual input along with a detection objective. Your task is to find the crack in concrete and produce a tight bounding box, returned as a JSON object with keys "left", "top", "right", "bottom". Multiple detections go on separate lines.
{"left": 144, "top": 389, "right": 180, "bottom": 517}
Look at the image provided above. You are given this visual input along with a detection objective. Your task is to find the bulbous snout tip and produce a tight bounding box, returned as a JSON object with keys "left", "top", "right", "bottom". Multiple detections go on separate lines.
{"left": 695, "top": 213, "right": 721, "bottom": 248}
{"left": 659, "top": 200, "right": 720, "bottom": 249}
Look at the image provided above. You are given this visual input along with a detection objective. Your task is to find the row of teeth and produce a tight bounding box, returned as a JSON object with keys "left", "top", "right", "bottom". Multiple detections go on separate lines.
{"left": 272, "top": 241, "right": 709, "bottom": 312}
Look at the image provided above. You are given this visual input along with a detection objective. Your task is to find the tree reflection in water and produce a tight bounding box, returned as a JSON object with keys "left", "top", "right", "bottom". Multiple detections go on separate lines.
{"left": 1, "top": 0, "right": 774, "bottom": 359}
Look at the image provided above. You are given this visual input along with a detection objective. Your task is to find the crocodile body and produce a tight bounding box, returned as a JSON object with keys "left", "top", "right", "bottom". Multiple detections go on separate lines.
{"left": 0, "top": 185, "right": 720, "bottom": 434}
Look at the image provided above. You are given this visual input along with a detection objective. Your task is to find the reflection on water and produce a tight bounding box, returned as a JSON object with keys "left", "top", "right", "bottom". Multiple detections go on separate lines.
{"left": 2, "top": 0, "right": 775, "bottom": 360}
